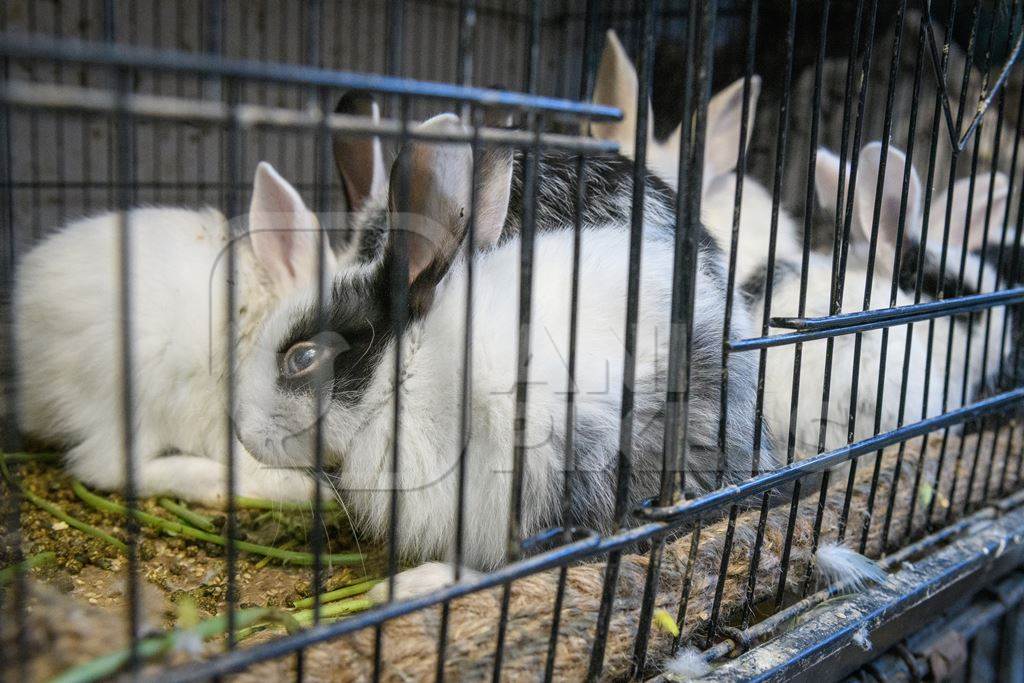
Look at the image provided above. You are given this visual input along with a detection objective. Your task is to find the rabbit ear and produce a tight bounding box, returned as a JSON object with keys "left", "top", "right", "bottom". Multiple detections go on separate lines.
{"left": 854, "top": 143, "right": 922, "bottom": 252}
{"left": 703, "top": 76, "right": 761, "bottom": 190}
{"left": 931, "top": 172, "right": 1011, "bottom": 252}
{"left": 386, "top": 114, "right": 512, "bottom": 308}
{"left": 814, "top": 147, "right": 848, "bottom": 215}
{"left": 249, "top": 162, "right": 337, "bottom": 290}
{"left": 590, "top": 29, "right": 644, "bottom": 159}
{"left": 333, "top": 91, "right": 386, "bottom": 212}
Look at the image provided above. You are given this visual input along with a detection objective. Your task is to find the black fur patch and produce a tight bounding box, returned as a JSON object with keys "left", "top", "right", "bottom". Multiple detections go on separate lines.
{"left": 502, "top": 148, "right": 686, "bottom": 241}
{"left": 741, "top": 259, "right": 800, "bottom": 308}
{"left": 897, "top": 240, "right": 979, "bottom": 302}
{"left": 276, "top": 271, "right": 392, "bottom": 405}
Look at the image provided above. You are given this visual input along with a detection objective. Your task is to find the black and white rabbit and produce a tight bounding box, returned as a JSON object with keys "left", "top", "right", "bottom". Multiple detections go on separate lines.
{"left": 14, "top": 163, "right": 335, "bottom": 503}
{"left": 233, "top": 113, "right": 777, "bottom": 570}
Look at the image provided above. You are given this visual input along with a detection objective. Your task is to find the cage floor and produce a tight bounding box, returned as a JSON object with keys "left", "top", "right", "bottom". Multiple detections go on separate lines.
{"left": 2, "top": 424, "right": 1022, "bottom": 681}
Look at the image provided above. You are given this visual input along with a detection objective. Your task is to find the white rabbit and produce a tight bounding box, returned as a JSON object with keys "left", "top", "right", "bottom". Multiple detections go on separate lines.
{"left": 755, "top": 142, "right": 1011, "bottom": 456}
{"left": 233, "top": 113, "right": 776, "bottom": 570}
{"left": 14, "top": 162, "right": 337, "bottom": 504}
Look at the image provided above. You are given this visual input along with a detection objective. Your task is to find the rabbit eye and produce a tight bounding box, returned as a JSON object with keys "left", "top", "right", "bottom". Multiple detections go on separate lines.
{"left": 282, "top": 341, "right": 328, "bottom": 379}
{"left": 280, "top": 332, "right": 349, "bottom": 381}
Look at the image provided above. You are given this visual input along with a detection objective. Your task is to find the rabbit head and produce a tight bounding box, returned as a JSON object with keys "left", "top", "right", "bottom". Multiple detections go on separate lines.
{"left": 815, "top": 142, "right": 1011, "bottom": 296}
{"left": 234, "top": 113, "right": 514, "bottom": 471}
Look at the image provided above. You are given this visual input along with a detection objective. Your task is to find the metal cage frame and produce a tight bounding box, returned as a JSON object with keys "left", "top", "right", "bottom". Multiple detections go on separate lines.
{"left": 3, "top": 0, "right": 1024, "bottom": 681}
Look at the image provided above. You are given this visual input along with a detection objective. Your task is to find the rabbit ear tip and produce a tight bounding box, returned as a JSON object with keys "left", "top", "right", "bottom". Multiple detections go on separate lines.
{"left": 255, "top": 161, "right": 279, "bottom": 179}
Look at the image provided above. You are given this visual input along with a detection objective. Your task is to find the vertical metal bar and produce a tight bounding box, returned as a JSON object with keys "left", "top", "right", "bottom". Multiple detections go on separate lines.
{"left": 832, "top": 0, "right": 882, "bottom": 543}
{"left": 813, "top": 0, "right": 865, "bottom": 477}
{"left": 174, "top": 0, "right": 189, "bottom": 206}
{"left": 947, "top": 3, "right": 999, "bottom": 518}
{"left": 902, "top": 1, "right": 960, "bottom": 543}
{"left": 856, "top": 0, "right": 910, "bottom": 555}
{"left": 493, "top": 3, "right": 542, "bottom": 681}
{"left": 964, "top": 1, "right": 1011, "bottom": 512}
{"left": 720, "top": 0, "right": 760, "bottom": 474}
{"left": 927, "top": 0, "right": 980, "bottom": 529}
{"left": 372, "top": 2, "right": 406, "bottom": 679}
{"left": 670, "top": 524, "right": 702, "bottom": 654}
{"left": 0, "top": 1, "right": 27, "bottom": 676}
{"left": 436, "top": 2, "right": 478, "bottom": 678}
{"left": 740, "top": 497, "right": 771, "bottom": 628}
{"left": 797, "top": 0, "right": 835, "bottom": 596}
{"left": 79, "top": 0, "right": 95, "bottom": 213}
{"left": 543, "top": 4, "right": 599, "bottom": 678}
{"left": 223, "top": 75, "right": 241, "bottom": 650}
{"left": 758, "top": 0, "right": 800, "bottom": 608}
{"left": 373, "top": 93, "right": 409, "bottom": 683}
{"left": 880, "top": 16, "right": 928, "bottom": 552}
{"left": 730, "top": 0, "right": 782, "bottom": 625}
{"left": 114, "top": 60, "right": 141, "bottom": 674}
{"left": 303, "top": 1, "right": 327, "bottom": 641}
{"left": 632, "top": 0, "right": 706, "bottom": 663}
{"left": 705, "top": 505, "right": 738, "bottom": 646}
{"left": 52, "top": 0, "right": 67, "bottom": 223}
{"left": 996, "top": 46, "right": 1024, "bottom": 498}
{"left": 103, "top": 0, "right": 116, "bottom": 210}
{"left": 25, "top": 0, "right": 41, "bottom": 240}
{"left": 308, "top": 84, "right": 331, "bottom": 630}
{"left": 586, "top": 1, "right": 659, "bottom": 677}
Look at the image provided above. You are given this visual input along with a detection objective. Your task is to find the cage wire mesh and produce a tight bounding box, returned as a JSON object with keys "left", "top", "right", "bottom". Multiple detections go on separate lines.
{"left": 2, "top": 0, "right": 1024, "bottom": 681}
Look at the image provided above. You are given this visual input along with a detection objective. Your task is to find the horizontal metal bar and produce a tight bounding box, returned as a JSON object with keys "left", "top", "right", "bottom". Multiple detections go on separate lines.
{"left": 697, "top": 512, "right": 990, "bottom": 666}
{"left": 0, "top": 32, "right": 621, "bottom": 121}
{"left": 0, "top": 80, "right": 619, "bottom": 154}
{"left": 731, "top": 289, "right": 1024, "bottom": 353}
{"left": 770, "top": 287, "right": 1024, "bottom": 333}
{"left": 632, "top": 387, "right": 1024, "bottom": 525}
{"left": 854, "top": 570, "right": 1024, "bottom": 681}
{"left": 700, "top": 494, "right": 1024, "bottom": 681}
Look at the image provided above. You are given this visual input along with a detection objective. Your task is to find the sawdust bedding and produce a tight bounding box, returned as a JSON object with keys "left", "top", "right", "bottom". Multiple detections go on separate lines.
{"left": 2, "top": 424, "right": 1022, "bottom": 681}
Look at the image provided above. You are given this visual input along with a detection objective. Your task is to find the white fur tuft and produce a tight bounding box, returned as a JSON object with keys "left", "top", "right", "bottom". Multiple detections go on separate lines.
{"left": 852, "top": 625, "right": 872, "bottom": 652}
{"left": 367, "top": 562, "right": 481, "bottom": 604}
{"left": 663, "top": 647, "right": 710, "bottom": 680}
{"left": 815, "top": 543, "right": 886, "bottom": 592}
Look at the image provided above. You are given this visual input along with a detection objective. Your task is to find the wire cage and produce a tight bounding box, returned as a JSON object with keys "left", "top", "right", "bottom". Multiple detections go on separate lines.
{"left": 2, "top": 0, "right": 1024, "bottom": 681}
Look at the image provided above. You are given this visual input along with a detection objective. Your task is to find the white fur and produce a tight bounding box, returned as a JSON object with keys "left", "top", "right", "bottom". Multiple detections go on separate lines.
{"left": 14, "top": 163, "right": 331, "bottom": 504}
{"left": 663, "top": 647, "right": 711, "bottom": 680}
{"left": 815, "top": 543, "right": 887, "bottom": 592}
{"left": 366, "top": 562, "right": 480, "bottom": 603}
{"left": 702, "top": 172, "right": 803, "bottom": 290}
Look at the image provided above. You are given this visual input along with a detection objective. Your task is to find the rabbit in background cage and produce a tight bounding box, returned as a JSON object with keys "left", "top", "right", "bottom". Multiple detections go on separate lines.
{"left": 588, "top": 27, "right": 1020, "bottom": 458}
{"left": 753, "top": 140, "right": 1013, "bottom": 457}
{"left": 13, "top": 162, "right": 336, "bottom": 504}
{"left": 590, "top": 29, "right": 804, "bottom": 296}
{"left": 232, "top": 111, "right": 778, "bottom": 573}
